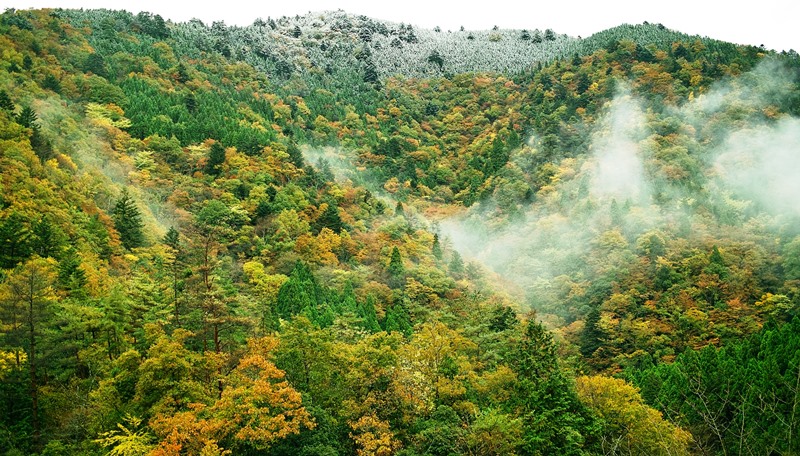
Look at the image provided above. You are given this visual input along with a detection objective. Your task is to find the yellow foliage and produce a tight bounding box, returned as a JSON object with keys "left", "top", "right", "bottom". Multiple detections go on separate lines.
{"left": 473, "top": 365, "right": 517, "bottom": 402}
{"left": 350, "top": 414, "right": 401, "bottom": 456}
{"left": 242, "top": 261, "right": 288, "bottom": 305}
{"left": 0, "top": 349, "right": 25, "bottom": 379}
{"left": 576, "top": 375, "right": 691, "bottom": 456}
{"left": 85, "top": 102, "right": 132, "bottom": 129}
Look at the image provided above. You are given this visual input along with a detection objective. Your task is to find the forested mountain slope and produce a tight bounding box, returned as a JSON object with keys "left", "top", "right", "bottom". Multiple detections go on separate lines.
{"left": 0, "top": 6, "right": 799, "bottom": 455}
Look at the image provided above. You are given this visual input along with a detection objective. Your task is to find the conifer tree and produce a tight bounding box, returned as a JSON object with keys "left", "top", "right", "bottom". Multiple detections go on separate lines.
{"left": 387, "top": 246, "right": 405, "bottom": 288}
{"left": 16, "top": 105, "right": 52, "bottom": 160}
{"left": 448, "top": 251, "right": 464, "bottom": 277}
{"left": 163, "top": 227, "right": 183, "bottom": 323}
{"left": 0, "top": 257, "right": 58, "bottom": 450}
{"left": 57, "top": 247, "right": 87, "bottom": 296}
{"left": 276, "top": 262, "right": 320, "bottom": 319}
{"left": 163, "top": 226, "right": 180, "bottom": 251}
{"left": 29, "top": 216, "right": 62, "bottom": 259}
{"left": 432, "top": 233, "right": 443, "bottom": 260}
{"left": 358, "top": 295, "right": 381, "bottom": 333}
{"left": 0, "top": 90, "right": 14, "bottom": 112}
{"left": 383, "top": 302, "right": 412, "bottom": 335}
{"left": 511, "top": 321, "right": 599, "bottom": 454}
{"left": 0, "top": 212, "right": 32, "bottom": 269}
{"left": 286, "top": 142, "right": 305, "bottom": 168}
{"left": 579, "top": 307, "right": 604, "bottom": 357}
{"left": 112, "top": 189, "right": 145, "bottom": 250}
{"left": 314, "top": 203, "right": 343, "bottom": 234}
{"left": 205, "top": 141, "right": 226, "bottom": 176}
{"left": 83, "top": 53, "right": 107, "bottom": 78}
{"left": 16, "top": 106, "right": 37, "bottom": 129}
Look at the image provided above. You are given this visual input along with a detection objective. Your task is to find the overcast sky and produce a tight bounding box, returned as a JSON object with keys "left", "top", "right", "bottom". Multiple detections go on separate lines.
{"left": 3, "top": 0, "right": 798, "bottom": 52}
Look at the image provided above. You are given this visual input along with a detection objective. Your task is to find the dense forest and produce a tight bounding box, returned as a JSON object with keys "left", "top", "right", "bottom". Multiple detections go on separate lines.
{"left": 1, "top": 6, "right": 799, "bottom": 455}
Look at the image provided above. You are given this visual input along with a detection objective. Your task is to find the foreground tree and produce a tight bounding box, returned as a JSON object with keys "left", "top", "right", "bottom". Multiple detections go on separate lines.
{"left": 576, "top": 375, "right": 691, "bottom": 456}
{"left": 148, "top": 336, "right": 314, "bottom": 453}
{"left": 510, "top": 320, "right": 599, "bottom": 454}
{"left": 0, "top": 256, "right": 58, "bottom": 450}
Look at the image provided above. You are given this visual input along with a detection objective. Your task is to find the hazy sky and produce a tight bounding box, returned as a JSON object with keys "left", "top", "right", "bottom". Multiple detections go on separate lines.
{"left": 3, "top": 0, "right": 798, "bottom": 52}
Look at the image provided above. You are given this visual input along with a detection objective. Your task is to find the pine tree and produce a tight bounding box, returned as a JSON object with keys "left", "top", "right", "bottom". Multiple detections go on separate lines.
{"left": 41, "top": 74, "right": 60, "bottom": 93}
{"left": 432, "top": 233, "right": 443, "bottom": 260}
{"left": 0, "top": 212, "right": 32, "bottom": 269}
{"left": 30, "top": 216, "right": 62, "bottom": 259}
{"left": 387, "top": 247, "right": 405, "bottom": 289}
{"left": 113, "top": 189, "right": 145, "bottom": 250}
{"left": 358, "top": 295, "right": 381, "bottom": 333}
{"left": 579, "top": 307, "right": 604, "bottom": 357}
{"left": 448, "top": 251, "right": 464, "bottom": 277}
{"left": 286, "top": 142, "right": 305, "bottom": 168}
{"left": 314, "top": 203, "right": 343, "bottom": 234}
{"left": 0, "top": 90, "right": 14, "bottom": 112}
{"left": 276, "top": 262, "right": 321, "bottom": 319}
{"left": 163, "top": 226, "right": 180, "bottom": 251}
{"left": 175, "top": 63, "right": 190, "bottom": 83}
{"left": 512, "top": 321, "right": 599, "bottom": 454}
{"left": 83, "top": 53, "right": 107, "bottom": 78}
{"left": 57, "top": 247, "right": 87, "bottom": 296}
{"left": 15, "top": 105, "right": 52, "bottom": 160}
{"left": 383, "top": 302, "right": 412, "bottom": 335}
{"left": 163, "top": 226, "right": 183, "bottom": 323}
{"left": 427, "top": 50, "right": 444, "bottom": 71}
{"left": 205, "top": 141, "right": 226, "bottom": 176}
{"left": 364, "top": 61, "right": 381, "bottom": 88}
{"left": 16, "top": 106, "right": 37, "bottom": 129}
{"left": 0, "top": 257, "right": 58, "bottom": 449}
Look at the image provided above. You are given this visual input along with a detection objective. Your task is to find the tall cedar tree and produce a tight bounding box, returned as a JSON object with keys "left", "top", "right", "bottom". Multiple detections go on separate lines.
{"left": 387, "top": 246, "right": 406, "bottom": 289}
{"left": 314, "top": 203, "right": 343, "bottom": 234}
{"left": 512, "top": 321, "right": 599, "bottom": 454}
{"left": 206, "top": 141, "right": 226, "bottom": 176}
{"left": 276, "top": 262, "right": 321, "bottom": 319}
{"left": 113, "top": 189, "right": 145, "bottom": 250}
{"left": 432, "top": 233, "right": 442, "bottom": 260}
{"left": 0, "top": 212, "right": 32, "bottom": 268}
{"left": 0, "top": 90, "right": 14, "bottom": 111}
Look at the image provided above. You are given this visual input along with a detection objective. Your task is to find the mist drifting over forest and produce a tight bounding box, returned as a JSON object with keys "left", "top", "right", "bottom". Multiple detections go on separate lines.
{"left": 438, "top": 58, "right": 800, "bottom": 318}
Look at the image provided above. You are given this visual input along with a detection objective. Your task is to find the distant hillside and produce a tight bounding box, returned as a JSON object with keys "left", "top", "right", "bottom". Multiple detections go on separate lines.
{"left": 59, "top": 8, "right": 760, "bottom": 83}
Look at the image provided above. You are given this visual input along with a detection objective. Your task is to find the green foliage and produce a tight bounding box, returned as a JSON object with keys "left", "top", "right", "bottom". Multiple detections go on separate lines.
{"left": 314, "top": 203, "right": 343, "bottom": 234}
{"left": 29, "top": 216, "right": 64, "bottom": 259}
{"left": 0, "top": 90, "right": 14, "bottom": 111}
{"left": 205, "top": 141, "right": 226, "bottom": 176}
{"left": 112, "top": 189, "right": 145, "bottom": 250}
{"left": 57, "top": 247, "right": 87, "bottom": 295}
{"left": 276, "top": 262, "right": 323, "bottom": 320}
{"left": 630, "top": 319, "right": 800, "bottom": 455}
{"left": 511, "top": 321, "right": 600, "bottom": 454}
{"left": 0, "top": 212, "right": 32, "bottom": 269}
{"left": 83, "top": 52, "right": 108, "bottom": 78}
{"left": 431, "top": 233, "right": 442, "bottom": 260}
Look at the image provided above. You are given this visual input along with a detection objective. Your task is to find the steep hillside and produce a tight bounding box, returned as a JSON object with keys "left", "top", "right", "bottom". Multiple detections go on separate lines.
{"left": 0, "top": 6, "right": 799, "bottom": 455}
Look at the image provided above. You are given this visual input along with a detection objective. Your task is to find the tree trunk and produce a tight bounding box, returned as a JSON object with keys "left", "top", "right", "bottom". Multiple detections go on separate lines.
{"left": 28, "top": 288, "right": 40, "bottom": 450}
